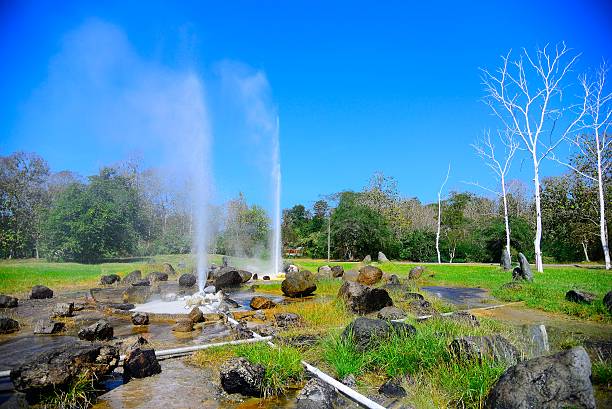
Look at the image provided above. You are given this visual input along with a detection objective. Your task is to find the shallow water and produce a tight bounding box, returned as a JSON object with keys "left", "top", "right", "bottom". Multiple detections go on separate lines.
{"left": 421, "top": 285, "right": 495, "bottom": 308}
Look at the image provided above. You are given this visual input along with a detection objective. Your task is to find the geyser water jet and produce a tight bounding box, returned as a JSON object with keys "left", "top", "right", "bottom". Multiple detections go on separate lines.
{"left": 270, "top": 117, "right": 282, "bottom": 275}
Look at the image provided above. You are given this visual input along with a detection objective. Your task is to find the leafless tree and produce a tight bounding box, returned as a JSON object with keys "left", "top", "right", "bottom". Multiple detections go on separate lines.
{"left": 551, "top": 63, "right": 611, "bottom": 269}
{"left": 436, "top": 164, "right": 451, "bottom": 264}
{"left": 481, "top": 43, "right": 587, "bottom": 272}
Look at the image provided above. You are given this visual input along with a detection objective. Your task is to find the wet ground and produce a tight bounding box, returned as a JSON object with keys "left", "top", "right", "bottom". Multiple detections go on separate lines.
{"left": 421, "top": 285, "right": 495, "bottom": 309}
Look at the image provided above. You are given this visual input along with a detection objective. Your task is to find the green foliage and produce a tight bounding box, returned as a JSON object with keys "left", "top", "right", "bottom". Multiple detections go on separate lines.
{"left": 592, "top": 359, "right": 612, "bottom": 386}
{"left": 219, "top": 193, "right": 270, "bottom": 257}
{"left": 39, "top": 372, "right": 100, "bottom": 409}
{"left": 400, "top": 229, "right": 437, "bottom": 262}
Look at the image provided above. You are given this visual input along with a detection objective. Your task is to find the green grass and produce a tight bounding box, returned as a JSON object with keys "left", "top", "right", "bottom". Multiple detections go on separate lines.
{"left": 39, "top": 372, "right": 101, "bottom": 409}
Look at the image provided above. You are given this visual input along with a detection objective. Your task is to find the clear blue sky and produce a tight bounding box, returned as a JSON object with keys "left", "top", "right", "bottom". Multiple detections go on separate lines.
{"left": 1, "top": 1, "right": 611, "bottom": 209}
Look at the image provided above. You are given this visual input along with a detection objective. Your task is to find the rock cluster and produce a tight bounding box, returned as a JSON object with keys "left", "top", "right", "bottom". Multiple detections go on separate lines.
{"left": 512, "top": 253, "right": 533, "bottom": 281}
{"left": 338, "top": 281, "right": 393, "bottom": 314}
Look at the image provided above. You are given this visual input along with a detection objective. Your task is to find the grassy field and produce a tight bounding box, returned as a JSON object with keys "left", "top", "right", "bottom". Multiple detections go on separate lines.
{"left": 1, "top": 256, "right": 610, "bottom": 321}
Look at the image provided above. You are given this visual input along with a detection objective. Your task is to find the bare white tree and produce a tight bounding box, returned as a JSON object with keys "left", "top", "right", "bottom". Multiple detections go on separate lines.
{"left": 481, "top": 43, "right": 587, "bottom": 272}
{"left": 467, "top": 130, "right": 520, "bottom": 263}
{"left": 551, "top": 63, "right": 611, "bottom": 270}
{"left": 436, "top": 164, "right": 451, "bottom": 264}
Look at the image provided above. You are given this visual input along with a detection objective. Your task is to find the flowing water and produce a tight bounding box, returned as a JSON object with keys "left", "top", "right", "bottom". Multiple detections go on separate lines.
{"left": 270, "top": 117, "right": 282, "bottom": 277}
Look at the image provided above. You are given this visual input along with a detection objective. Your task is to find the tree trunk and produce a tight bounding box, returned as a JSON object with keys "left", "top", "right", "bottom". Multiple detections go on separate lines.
{"left": 596, "top": 147, "right": 611, "bottom": 269}
{"left": 582, "top": 240, "right": 590, "bottom": 262}
{"left": 501, "top": 175, "right": 511, "bottom": 262}
{"left": 436, "top": 194, "right": 442, "bottom": 264}
{"left": 533, "top": 158, "right": 544, "bottom": 272}
{"left": 327, "top": 216, "right": 331, "bottom": 262}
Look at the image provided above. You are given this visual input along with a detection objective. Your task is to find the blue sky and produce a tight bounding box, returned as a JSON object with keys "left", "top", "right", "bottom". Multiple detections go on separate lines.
{"left": 1, "top": 1, "right": 611, "bottom": 210}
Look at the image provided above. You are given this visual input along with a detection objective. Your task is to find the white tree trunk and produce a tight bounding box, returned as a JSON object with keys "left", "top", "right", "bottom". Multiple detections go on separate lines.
{"left": 533, "top": 158, "right": 544, "bottom": 272}
{"left": 436, "top": 195, "right": 442, "bottom": 264}
{"left": 501, "top": 174, "right": 511, "bottom": 261}
{"left": 596, "top": 148, "right": 611, "bottom": 269}
{"left": 327, "top": 215, "right": 331, "bottom": 262}
{"left": 582, "top": 240, "right": 590, "bottom": 262}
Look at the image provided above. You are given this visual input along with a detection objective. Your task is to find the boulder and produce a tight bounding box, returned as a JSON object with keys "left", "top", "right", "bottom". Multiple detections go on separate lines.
{"left": 363, "top": 255, "right": 372, "bottom": 263}
{"left": 123, "top": 347, "right": 162, "bottom": 381}
{"left": 51, "top": 302, "right": 74, "bottom": 318}
{"left": 377, "top": 306, "right": 407, "bottom": 320}
{"left": 114, "top": 335, "right": 148, "bottom": 356}
{"left": 501, "top": 249, "right": 512, "bottom": 271}
{"left": 357, "top": 265, "right": 383, "bottom": 285}
{"left": 378, "top": 378, "right": 407, "bottom": 397}
{"left": 444, "top": 311, "right": 480, "bottom": 327}
{"left": 33, "top": 319, "right": 64, "bottom": 334}
{"left": 220, "top": 357, "right": 265, "bottom": 397}
{"left": 252, "top": 274, "right": 259, "bottom": 280}
{"left": 10, "top": 341, "right": 119, "bottom": 401}
{"left": 385, "top": 274, "right": 401, "bottom": 287}
{"left": 485, "top": 347, "right": 595, "bottom": 409}
{"left": 250, "top": 296, "right": 276, "bottom": 310}
{"left": 296, "top": 378, "right": 337, "bottom": 409}
{"left": 341, "top": 317, "right": 416, "bottom": 352}
{"left": 274, "top": 312, "right": 302, "bottom": 327}
{"left": 188, "top": 307, "right": 204, "bottom": 323}
{"left": 331, "top": 265, "right": 344, "bottom": 277}
{"left": 0, "top": 317, "right": 19, "bottom": 334}
{"left": 285, "top": 264, "right": 299, "bottom": 273}
{"left": 131, "top": 312, "right": 149, "bottom": 326}
{"left": 131, "top": 279, "right": 151, "bottom": 287}
{"left": 408, "top": 266, "right": 425, "bottom": 280}
{"left": 565, "top": 290, "right": 596, "bottom": 304}
{"left": 146, "top": 271, "right": 168, "bottom": 283}
{"left": 78, "top": 319, "right": 113, "bottom": 341}
{"left": 253, "top": 310, "right": 266, "bottom": 320}
{"left": 178, "top": 273, "right": 197, "bottom": 287}
{"left": 263, "top": 275, "right": 271, "bottom": 280}
{"left": 406, "top": 299, "right": 437, "bottom": 316}
{"left": 105, "top": 302, "right": 135, "bottom": 311}
{"left": 281, "top": 270, "right": 317, "bottom": 297}
{"left": 378, "top": 251, "right": 389, "bottom": 263}
{"left": 0, "top": 294, "right": 18, "bottom": 308}
{"left": 604, "top": 291, "right": 612, "bottom": 314}
{"left": 338, "top": 281, "right": 393, "bottom": 314}
{"left": 342, "top": 270, "right": 358, "bottom": 282}
{"left": 30, "top": 285, "right": 53, "bottom": 299}
{"left": 238, "top": 270, "right": 253, "bottom": 283}
{"left": 449, "top": 335, "right": 519, "bottom": 365}
{"left": 172, "top": 318, "right": 194, "bottom": 332}
{"left": 316, "top": 265, "right": 332, "bottom": 279}
{"left": 215, "top": 269, "right": 244, "bottom": 289}
{"left": 404, "top": 292, "right": 425, "bottom": 301}
{"left": 233, "top": 322, "right": 255, "bottom": 339}
{"left": 100, "top": 274, "right": 121, "bottom": 285}
{"left": 512, "top": 253, "right": 533, "bottom": 281}
{"left": 163, "top": 262, "right": 176, "bottom": 275}
{"left": 123, "top": 270, "right": 143, "bottom": 284}
{"left": 122, "top": 286, "right": 151, "bottom": 304}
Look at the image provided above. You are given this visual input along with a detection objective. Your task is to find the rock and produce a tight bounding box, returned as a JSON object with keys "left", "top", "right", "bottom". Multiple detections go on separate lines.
{"left": 203, "top": 285, "right": 216, "bottom": 293}
{"left": 33, "top": 319, "right": 64, "bottom": 334}
{"left": 501, "top": 249, "right": 512, "bottom": 271}
{"left": 105, "top": 302, "right": 135, "bottom": 311}
{"left": 604, "top": 291, "right": 612, "bottom": 314}
{"left": 385, "top": 274, "right": 401, "bottom": 287}
{"left": 280, "top": 334, "right": 319, "bottom": 348}
{"left": 252, "top": 273, "right": 259, "bottom": 280}
{"left": 404, "top": 292, "right": 425, "bottom": 301}
{"left": 408, "top": 266, "right": 425, "bottom": 280}
{"left": 233, "top": 321, "right": 254, "bottom": 339}
{"left": 100, "top": 274, "right": 121, "bottom": 285}
{"left": 10, "top": 341, "right": 119, "bottom": 401}
{"left": 363, "top": 255, "right": 372, "bottom": 263}
{"left": 357, "top": 265, "right": 382, "bottom": 285}
{"left": 296, "top": 378, "right": 337, "bottom": 409}
{"left": 172, "top": 318, "right": 194, "bottom": 332}
{"left": 253, "top": 310, "right": 266, "bottom": 320}
{"left": 342, "top": 270, "right": 358, "bottom": 282}
{"left": 378, "top": 251, "right": 389, "bottom": 263}
{"left": 51, "top": 302, "right": 74, "bottom": 318}
{"left": 444, "top": 311, "right": 480, "bottom": 327}
{"left": 131, "top": 279, "right": 151, "bottom": 286}
{"left": 114, "top": 335, "right": 148, "bottom": 355}
{"left": 215, "top": 269, "right": 244, "bottom": 289}
{"left": 449, "top": 335, "right": 519, "bottom": 365}
{"left": 406, "top": 299, "right": 437, "bottom": 316}
{"left": 485, "top": 347, "right": 595, "bottom": 409}
{"left": 131, "top": 312, "right": 149, "bottom": 325}
{"left": 274, "top": 312, "right": 302, "bottom": 327}
{"left": 338, "top": 281, "right": 393, "bottom": 314}
{"left": 263, "top": 275, "right": 271, "bottom": 280}
{"left": 146, "top": 271, "right": 168, "bottom": 283}
{"left": 316, "top": 265, "right": 332, "bottom": 279}
{"left": 0, "top": 294, "right": 18, "bottom": 308}
{"left": 238, "top": 270, "right": 253, "bottom": 283}
{"left": 78, "top": 319, "right": 114, "bottom": 341}
{"left": 188, "top": 307, "right": 204, "bottom": 323}
{"left": 123, "top": 347, "right": 162, "bottom": 380}
{"left": 377, "top": 306, "right": 407, "bottom": 320}
{"left": 122, "top": 286, "right": 151, "bottom": 303}
{"left": 30, "top": 285, "right": 53, "bottom": 299}
{"left": 285, "top": 264, "right": 299, "bottom": 273}
{"left": 512, "top": 253, "right": 533, "bottom": 281}
{"left": 565, "top": 290, "right": 596, "bottom": 304}
{"left": 0, "top": 317, "right": 19, "bottom": 334}
{"left": 331, "top": 265, "right": 344, "bottom": 277}
{"left": 222, "top": 256, "right": 230, "bottom": 267}
{"left": 250, "top": 296, "right": 276, "bottom": 310}
{"left": 341, "top": 317, "right": 416, "bottom": 352}
{"left": 220, "top": 357, "right": 265, "bottom": 397}
{"left": 378, "top": 378, "right": 406, "bottom": 397}
{"left": 163, "top": 262, "right": 176, "bottom": 275}
{"left": 178, "top": 273, "right": 196, "bottom": 287}
{"left": 123, "top": 270, "right": 142, "bottom": 284}
{"left": 341, "top": 374, "right": 357, "bottom": 388}
{"left": 281, "top": 270, "right": 317, "bottom": 297}
{"left": 522, "top": 324, "right": 549, "bottom": 357}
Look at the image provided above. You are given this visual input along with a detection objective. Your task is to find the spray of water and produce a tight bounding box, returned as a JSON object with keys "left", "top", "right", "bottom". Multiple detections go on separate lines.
{"left": 271, "top": 117, "right": 282, "bottom": 275}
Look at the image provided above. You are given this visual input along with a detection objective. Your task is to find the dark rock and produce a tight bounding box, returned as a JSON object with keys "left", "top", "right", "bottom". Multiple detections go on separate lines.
{"left": 222, "top": 297, "right": 241, "bottom": 309}
{"left": 0, "top": 317, "right": 19, "bottom": 334}
{"left": 178, "top": 273, "right": 197, "bottom": 287}
{"left": 123, "top": 270, "right": 143, "bottom": 284}
{"left": 378, "top": 251, "right": 389, "bottom": 263}
{"left": 445, "top": 311, "right": 480, "bottom": 327}
{"left": 162, "top": 262, "right": 176, "bottom": 275}
{"left": 338, "top": 281, "right": 393, "bottom": 314}
{"left": 281, "top": 270, "right": 317, "bottom": 297}
{"left": 234, "top": 322, "right": 254, "bottom": 339}
{"left": 385, "top": 274, "right": 401, "bottom": 287}
{"left": 449, "top": 335, "right": 519, "bottom": 364}
{"left": 341, "top": 317, "right": 416, "bottom": 352}
{"left": 220, "top": 357, "right": 265, "bottom": 397}
{"left": 238, "top": 270, "right": 253, "bottom": 283}
{"left": 280, "top": 334, "right": 319, "bottom": 348}
{"left": 123, "top": 347, "right": 161, "bottom": 380}
{"left": 252, "top": 273, "right": 259, "bottom": 280}
{"left": 131, "top": 279, "right": 151, "bottom": 286}
{"left": 377, "top": 306, "right": 406, "bottom": 320}
{"left": 122, "top": 286, "right": 151, "bottom": 303}
{"left": 403, "top": 292, "right": 425, "bottom": 301}
{"left": 78, "top": 319, "right": 113, "bottom": 341}
{"left": 100, "top": 274, "right": 121, "bottom": 285}
{"left": 501, "top": 249, "right": 512, "bottom": 271}
{"left": 512, "top": 253, "right": 533, "bottom": 281}
{"left": 188, "top": 307, "right": 204, "bottom": 323}
{"left": 363, "top": 255, "right": 372, "bottom": 263}
{"left": 378, "top": 378, "right": 407, "bottom": 397}
{"left": 131, "top": 312, "right": 149, "bottom": 325}
{"left": 357, "top": 265, "right": 383, "bottom": 285}
{"left": 114, "top": 335, "right": 148, "bottom": 355}
{"left": 10, "top": 341, "right": 119, "bottom": 401}
{"left": 215, "top": 269, "right": 243, "bottom": 289}
{"left": 222, "top": 256, "right": 230, "bottom": 267}
{"left": 33, "top": 319, "right": 64, "bottom": 334}
{"left": 408, "top": 266, "right": 425, "bottom": 280}
{"left": 105, "top": 302, "right": 135, "bottom": 311}
{"left": 406, "top": 299, "right": 437, "bottom": 316}
{"left": 604, "top": 291, "right": 612, "bottom": 314}
{"left": 331, "top": 265, "right": 344, "bottom": 277}
{"left": 146, "top": 271, "right": 168, "bottom": 283}
{"left": 51, "top": 302, "right": 74, "bottom": 318}
{"left": 0, "top": 294, "right": 18, "bottom": 308}
{"left": 172, "top": 318, "right": 193, "bottom": 332}
{"left": 296, "top": 378, "right": 337, "bottom": 409}
{"left": 263, "top": 275, "right": 271, "bottom": 280}
{"left": 30, "top": 285, "right": 53, "bottom": 299}
{"left": 254, "top": 324, "right": 277, "bottom": 337}
{"left": 565, "top": 290, "right": 596, "bottom": 304}
{"left": 274, "top": 312, "right": 302, "bottom": 327}
{"left": 250, "top": 296, "right": 276, "bottom": 310}
{"left": 485, "top": 347, "right": 594, "bottom": 409}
